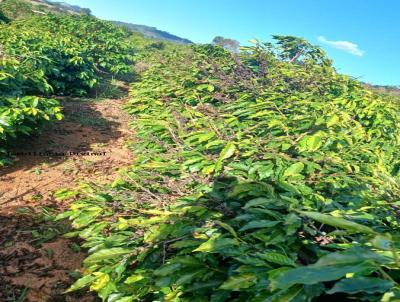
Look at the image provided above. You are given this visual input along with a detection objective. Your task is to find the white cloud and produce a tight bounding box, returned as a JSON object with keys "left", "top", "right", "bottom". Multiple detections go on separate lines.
{"left": 317, "top": 36, "right": 364, "bottom": 56}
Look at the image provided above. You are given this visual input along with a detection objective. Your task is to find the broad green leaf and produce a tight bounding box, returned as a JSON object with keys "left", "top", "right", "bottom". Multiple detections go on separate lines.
{"left": 154, "top": 263, "right": 181, "bottom": 276}
{"left": 257, "top": 252, "right": 296, "bottom": 267}
{"left": 270, "top": 261, "right": 376, "bottom": 290}
{"left": 219, "top": 274, "right": 257, "bottom": 290}
{"left": 257, "top": 164, "right": 274, "bottom": 180}
{"left": 215, "top": 220, "right": 239, "bottom": 239}
{"left": 371, "top": 235, "right": 392, "bottom": 250}
{"left": 176, "top": 269, "right": 207, "bottom": 285}
{"left": 84, "top": 248, "right": 131, "bottom": 265}
{"left": 298, "top": 211, "right": 376, "bottom": 234}
{"left": 306, "top": 134, "right": 322, "bottom": 151}
{"left": 125, "top": 274, "right": 145, "bottom": 284}
{"left": 326, "top": 277, "right": 394, "bottom": 295}
{"left": 263, "top": 285, "right": 305, "bottom": 302}
{"left": 326, "top": 115, "right": 340, "bottom": 127}
{"left": 283, "top": 162, "right": 304, "bottom": 178}
{"left": 90, "top": 272, "right": 110, "bottom": 291}
{"left": 193, "top": 237, "right": 240, "bottom": 252}
{"left": 315, "top": 248, "right": 391, "bottom": 266}
{"left": 240, "top": 220, "right": 280, "bottom": 231}
{"left": 65, "top": 274, "right": 95, "bottom": 293}
{"left": 214, "top": 142, "right": 237, "bottom": 173}
{"left": 114, "top": 298, "right": 133, "bottom": 302}
{"left": 0, "top": 117, "right": 9, "bottom": 126}
{"left": 243, "top": 197, "right": 275, "bottom": 209}
{"left": 219, "top": 142, "right": 236, "bottom": 160}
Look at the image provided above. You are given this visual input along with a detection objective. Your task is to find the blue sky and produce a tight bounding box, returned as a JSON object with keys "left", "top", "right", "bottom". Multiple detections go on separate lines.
{"left": 63, "top": 0, "right": 399, "bottom": 86}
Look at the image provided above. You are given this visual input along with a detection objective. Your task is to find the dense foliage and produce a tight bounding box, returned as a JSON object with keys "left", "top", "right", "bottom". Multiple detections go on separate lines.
{"left": 0, "top": 0, "right": 34, "bottom": 20}
{"left": 0, "top": 14, "right": 134, "bottom": 95}
{"left": 0, "top": 94, "right": 63, "bottom": 165}
{"left": 0, "top": 0, "right": 91, "bottom": 21}
{"left": 0, "top": 52, "right": 62, "bottom": 165}
{"left": 0, "top": 11, "right": 135, "bottom": 166}
{"left": 60, "top": 38, "right": 400, "bottom": 301}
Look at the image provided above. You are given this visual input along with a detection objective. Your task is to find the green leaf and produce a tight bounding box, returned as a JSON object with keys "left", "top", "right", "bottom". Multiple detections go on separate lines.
{"left": 257, "top": 164, "right": 274, "bottom": 180}
{"left": 257, "top": 252, "right": 296, "bottom": 267}
{"left": 193, "top": 237, "right": 239, "bottom": 253}
{"left": 0, "top": 117, "right": 9, "bottom": 127}
{"left": 263, "top": 285, "right": 305, "bottom": 302}
{"left": 270, "top": 261, "right": 376, "bottom": 290}
{"left": 125, "top": 274, "right": 145, "bottom": 284}
{"left": 55, "top": 113, "right": 63, "bottom": 120}
{"left": 381, "top": 289, "right": 400, "bottom": 302}
{"left": 154, "top": 263, "right": 181, "bottom": 276}
{"left": 315, "top": 248, "right": 391, "bottom": 266}
{"left": 219, "top": 274, "right": 257, "bottom": 290}
{"left": 214, "top": 142, "right": 236, "bottom": 173}
{"left": 298, "top": 132, "right": 325, "bottom": 152}
{"left": 219, "top": 142, "right": 236, "bottom": 160}
{"left": 298, "top": 211, "right": 376, "bottom": 234}
{"left": 84, "top": 248, "right": 131, "bottom": 265}
{"left": 90, "top": 272, "right": 110, "bottom": 291}
{"left": 65, "top": 274, "right": 95, "bottom": 293}
{"left": 176, "top": 269, "right": 207, "bottom": 285}
{"left": 215, "top": 220, "right": 239, "bottom": 239}
{"left": 170, "top": 240, "right": 202, "bottom": 249}
{"left": 243, "top": 197, "right": 275, "bottom": 209}
{"left": 326, "top": 277, "right": 394, "bottom": 295}
{"left": 307, "top": 134, "right": 322, "bottom": 151}
{"left": 283, "top": 162, "right": 304, "bottom": 178}
{"left": 240, "top": 220, "right": 279, "bottom": 231}
{"left": 326, "top": 115, "right": 340, "bottom": 127}
{"left": 371, "top": 235, "right": 392, "bottom": 250}
{"left": 114, "top": 298, "right": 133, "bottom": 302}
{"left": 90, "top": 193, "right": 113, "bottom": 202}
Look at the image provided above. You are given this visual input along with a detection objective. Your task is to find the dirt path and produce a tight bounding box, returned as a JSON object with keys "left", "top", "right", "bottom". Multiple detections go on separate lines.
{"left": 0, "top": 95, "right": 133, "bottom": 301}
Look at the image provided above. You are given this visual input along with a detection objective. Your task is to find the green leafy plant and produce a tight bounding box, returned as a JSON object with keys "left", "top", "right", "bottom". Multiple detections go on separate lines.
{"left": 0, "top": 10, "right": 138, "bottom": 166}
{"left": 0, "top": 14, "right": 135, "bottom": 96}
{"left": 0, "top": 95, "right": 62, "bottom": 166}
{"left": 60, "top": 37, "right": 400, "bottom": 301}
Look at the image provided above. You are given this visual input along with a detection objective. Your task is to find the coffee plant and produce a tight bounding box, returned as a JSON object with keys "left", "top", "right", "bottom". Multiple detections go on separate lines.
{"left": 0, "top": 14, "right": 135, "bottom": 96}
{"left": 0, "top": 11, "right": 136, "bottom": 166}
{"left": 60, "top": 37, "right": 400, "bottom": 301}
{"left": 0, "top": 95, "right": 63, "bottom": 165}
{"left": 0, "top": 0, "right": 34, "bottom": 21}
{"left": 0, "top": 53, "right": 62, "bottom": 166}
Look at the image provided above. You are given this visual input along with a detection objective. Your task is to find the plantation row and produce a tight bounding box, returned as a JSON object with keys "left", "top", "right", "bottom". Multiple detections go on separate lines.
{"left": 59, "top": 38, "right": 400, "bottom": 301}
{"left": 0, "top": 13, "right": 135, "bottom": 165}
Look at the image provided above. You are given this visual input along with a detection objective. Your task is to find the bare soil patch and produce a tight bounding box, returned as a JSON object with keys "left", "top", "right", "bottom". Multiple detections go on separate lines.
{"left": 0, "top": 212, "right": 95, "bottom": 301}
{"left": 0, "top": 97, "right": 133, "bottom": 208}
{"left": 0, "top": 94, "right": 133, "bottom": 301}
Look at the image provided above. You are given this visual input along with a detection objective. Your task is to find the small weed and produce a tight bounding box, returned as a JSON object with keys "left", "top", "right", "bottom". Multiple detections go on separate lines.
{"left": 31, "top": 193, "right": 43, "bottom": 201}
{"left": 69, "top": 242, "right": 81, "bottom": 253}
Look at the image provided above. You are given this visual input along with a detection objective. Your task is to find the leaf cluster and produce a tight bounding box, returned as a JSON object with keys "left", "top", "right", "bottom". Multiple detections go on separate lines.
{"left": 0, "top": 13, "right": 136, "bottom": 165}
{"left": 60, "top": 37, "right": 400, "bottom": 301}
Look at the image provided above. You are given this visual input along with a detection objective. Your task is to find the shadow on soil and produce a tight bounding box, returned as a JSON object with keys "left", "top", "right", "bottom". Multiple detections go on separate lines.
{"left": 0, "top": 94, "right": 129, "bottom": 205}
{"left": 0, "top": 81, "right": 131, "bottom": 301}
{"left": 0, "top": 207, "right": 98, "bottom": 302}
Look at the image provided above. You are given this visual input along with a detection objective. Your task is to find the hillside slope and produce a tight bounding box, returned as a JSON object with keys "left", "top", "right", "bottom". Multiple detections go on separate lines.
{"left": 113, "top": 20, "right": 193, "bottom": 44}
{"left": 0, "top": 0, "right": 90, "bottom": 19}
{"left": 365, "top": 83, "right": 400, "bottom": 99}
{"left": 0, "top": 0, "right": 192, "bottom": 44}
{"left": 1, "top": 2, "right": 400, "bottom": 301}
{"left": 0, "top": 8, "right": 139, "bottom": 300}
{"left": 63, "top": 38, "right": 400, "bottom": 301}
